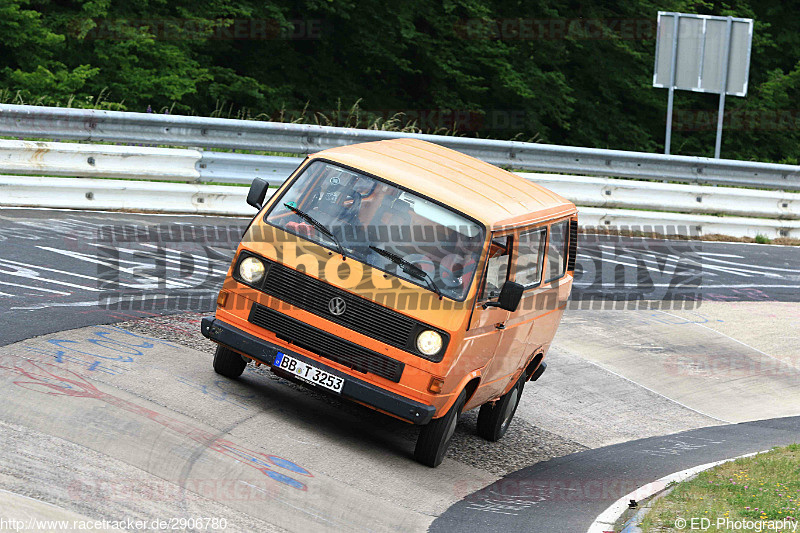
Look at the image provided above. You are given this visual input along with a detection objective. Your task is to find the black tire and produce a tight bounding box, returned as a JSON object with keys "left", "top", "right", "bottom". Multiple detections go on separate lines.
{"left": 213, "top": 345, "right": 247, "bottom": 378}
{"left": 477, "top": 377, "right": 524, "bottom": 442}
{"left": 414, "top": 388, "right": 467, "bottom": 468}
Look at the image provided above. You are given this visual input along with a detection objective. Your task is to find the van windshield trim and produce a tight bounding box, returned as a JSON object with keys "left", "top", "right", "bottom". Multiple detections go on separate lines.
{"left": 261, "top": 158, "right": 488, "bottom": 302}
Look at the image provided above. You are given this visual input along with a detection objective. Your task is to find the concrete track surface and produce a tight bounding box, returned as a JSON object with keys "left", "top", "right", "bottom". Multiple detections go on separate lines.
{"left": 1, "top": 300, "right": 798, "bottom": 532}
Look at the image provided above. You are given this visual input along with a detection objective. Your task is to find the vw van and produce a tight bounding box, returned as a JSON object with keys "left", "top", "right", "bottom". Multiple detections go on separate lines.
{"left": 201, "top": 138, "right": 577, "bottom": 467}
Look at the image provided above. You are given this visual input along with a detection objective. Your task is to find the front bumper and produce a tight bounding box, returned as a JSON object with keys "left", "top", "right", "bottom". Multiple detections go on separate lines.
{"left": 201, "top": 316, "right": 436, "bottom": 425}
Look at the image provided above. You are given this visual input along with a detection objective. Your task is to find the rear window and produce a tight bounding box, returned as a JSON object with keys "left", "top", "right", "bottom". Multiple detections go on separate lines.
{"left": 545, "top": 221, "right": 569, "bottom": 283}
{"left": 515, "top": 228, "right": 546, "bottom": 288}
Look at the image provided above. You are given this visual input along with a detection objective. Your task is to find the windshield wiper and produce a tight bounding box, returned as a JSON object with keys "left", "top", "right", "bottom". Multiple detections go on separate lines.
{"left": 284, "top": 203, "right": 346, "bottom": 259}
{"left": 369, "top": 245, "right": 442, "bottom": 299}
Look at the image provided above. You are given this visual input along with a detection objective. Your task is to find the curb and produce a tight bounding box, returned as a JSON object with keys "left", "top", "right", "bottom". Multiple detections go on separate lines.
{"left": 586, "top": 450, "right": 765, "bottom": 533}
{"left": 619, "top": 488, "right": 674, "bottom": 533}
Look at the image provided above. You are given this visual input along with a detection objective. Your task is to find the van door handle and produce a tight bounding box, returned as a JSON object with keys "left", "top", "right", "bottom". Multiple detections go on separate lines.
{"left": 495, "top": 323, "right": 506, "bottom": 330}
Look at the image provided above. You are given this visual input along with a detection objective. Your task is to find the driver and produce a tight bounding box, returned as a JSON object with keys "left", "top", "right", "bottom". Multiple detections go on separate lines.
{"left": 437, "top": 231, "right": 480, "bottom": 296}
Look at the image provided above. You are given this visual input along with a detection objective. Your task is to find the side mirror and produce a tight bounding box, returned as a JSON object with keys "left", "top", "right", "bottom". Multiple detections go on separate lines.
{"left": 483, "top": 281, "right": 524, "bottom": 312}
{"left": 247, "top": 178, "right": 269, "bottom": 209}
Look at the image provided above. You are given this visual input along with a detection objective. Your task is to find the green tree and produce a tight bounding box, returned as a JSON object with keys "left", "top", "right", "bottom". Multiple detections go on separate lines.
{"left": 1, "top": 0, "right": 798, "bottom": 162}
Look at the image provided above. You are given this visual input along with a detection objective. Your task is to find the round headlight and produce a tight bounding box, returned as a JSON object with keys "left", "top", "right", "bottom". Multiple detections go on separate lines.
{"left": 239, "top": 256, "right": 265, "bottom": 284}
{"left": 416, "top": 330, "right": 443, "bottom": 357}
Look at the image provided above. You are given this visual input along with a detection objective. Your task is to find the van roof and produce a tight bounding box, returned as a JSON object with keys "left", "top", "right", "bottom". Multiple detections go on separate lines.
{"left": 310, "top": 138, "right": 576, "bottom": 230}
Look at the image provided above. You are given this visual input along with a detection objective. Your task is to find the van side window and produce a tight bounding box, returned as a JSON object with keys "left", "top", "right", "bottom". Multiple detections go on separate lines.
{"left": 516, "top": 228, "right": 546, "bottom": 288}
{"left": 481, "top": 237, "right": 510, "bottom": 299}
{"left": 545, "top": 221, "right": 569, "bottom": 283}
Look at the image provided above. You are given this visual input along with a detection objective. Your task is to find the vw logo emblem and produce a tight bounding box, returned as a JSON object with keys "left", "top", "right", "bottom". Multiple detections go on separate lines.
{"left": 328, "top": 297, "right": 346, "bottom": 316}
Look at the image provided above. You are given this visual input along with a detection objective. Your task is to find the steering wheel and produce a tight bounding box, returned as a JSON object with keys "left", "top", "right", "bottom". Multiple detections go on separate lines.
{"left": 336, "top": 191, "right": 362, "bottom": 224}
{"left": 439, "top": 253, "right": 469, "bottom": 288}
{"left": 400, "top": 253, "right": 436, "bottom": 279}
{"left": 439, "top": 264, "right": 463, "bottom": 288}
{"left": 439, "top": 256, "right": 478, "bottom": 290}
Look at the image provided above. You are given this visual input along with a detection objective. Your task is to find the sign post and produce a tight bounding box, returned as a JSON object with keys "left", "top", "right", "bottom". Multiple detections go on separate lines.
{"left": 664, "top": 14, "right": 679, "bottom": 155}
{"left": 653, "top": 12, "right": 753, "bottom": 158}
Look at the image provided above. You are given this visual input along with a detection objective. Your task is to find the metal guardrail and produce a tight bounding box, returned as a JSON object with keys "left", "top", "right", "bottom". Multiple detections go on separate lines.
{"left": 3, "top": 176, "right": 798, "bottom": 238}
{"left": 4, "top": 139, "right": 797, "bottom": 221}
{"left": 1, "top": 103, "right": 799, "bottom": 190}
{"left": 0, "top": 139, "right": 200, "bottom": 182}
{"left": 0, "top": 175, "right": 257, "bottom": 216}
{"left": 0, "top": 139, "right": 296, "bottom": 186}
{"left": 2, "top": 139, "right": 800, "bottom": 238}
{"left": 197, "top": 152, "right": 300, "bottom": 185}
{"left": 522, "top": 173, "right": 800, "bottom": 220}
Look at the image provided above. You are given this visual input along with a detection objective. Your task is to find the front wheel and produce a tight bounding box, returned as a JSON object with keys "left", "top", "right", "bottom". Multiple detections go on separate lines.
{"left": 414, "top": 389, "right": 467, "bottom": 468}
{"left": 213, "top": 345, "right": 247, "bottom": 378}
{"left": 477, "top": 377, "right": 523, "bottom": 442}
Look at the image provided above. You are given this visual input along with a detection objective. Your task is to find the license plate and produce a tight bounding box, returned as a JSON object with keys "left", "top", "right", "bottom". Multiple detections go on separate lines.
{"left": 273, "top": 352, "right": 344, "bottom": 394}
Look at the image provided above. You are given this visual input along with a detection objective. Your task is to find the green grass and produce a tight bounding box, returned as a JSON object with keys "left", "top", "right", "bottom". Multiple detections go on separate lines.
{"left": 640, "top": 444, "right": 800, "bottom": 532}
{"left": 755, "top": 234, "right": 772, "bottom": 244}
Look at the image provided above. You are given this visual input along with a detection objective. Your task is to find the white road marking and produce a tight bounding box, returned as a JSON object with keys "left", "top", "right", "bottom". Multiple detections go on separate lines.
{"left": 694, "top": 252, "right": 744, "bottom": 257}
{"left": 577, "top": 250, "right": 720, "bottom": 278}
{"left": 580, "top": 249, "right": 788, "bottom": 279}
{"left": 10, "top": 300, "right": 106, "bottom": 310}
{"left": 592, "top": 244, "right": 795, "bottom": 278}
{"left": 698, "top": 254, "right": 800, "bottom": 273}
{"left": 95, "top": 243, "right": 230, "bottom": 276}
{"left": 47, "top": 243, "right": 230, "bottom": 282}
{"left": 573, "top": 283, "right": 800, "bottom": 288}
{"left": 0, "top": 257, "right": 164, "bottom": 291}
{"left": 35, "top": 246, "right": 196, "bottom": 289}
{"left": 0, "top": 264, "right": 102, "bottom": 292}
{"left": 0, "top": 280, "right": 71, "bottom": 295}
{"left": 8, "top": 290, "right": 211, "bottom": 310}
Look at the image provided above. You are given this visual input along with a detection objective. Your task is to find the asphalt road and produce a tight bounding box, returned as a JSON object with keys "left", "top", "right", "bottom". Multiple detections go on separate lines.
{"left": 0, "top": 209, "right": 242, "bottom": 345}
{"left": 2, "top": 208, "right": 798, "bottom": 345}
{"left": 431, "top": 415, "right": 800, "bottom": 533}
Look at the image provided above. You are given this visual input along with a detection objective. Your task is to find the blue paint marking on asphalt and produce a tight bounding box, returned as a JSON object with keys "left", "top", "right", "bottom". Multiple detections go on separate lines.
{"left": 264, "top": 470, "right": 306, "bottom": 490}
{"left": 84, "top": 338, "right": 145, "bottom": 355}
{"left": 23, "top": 345, "right": 124, "bottom": 375}
{"left": 266, "top": 455, "right": 313, "bottom": 476}
{"left": 46, "top": 340, "right": 136, "bottom": 362}
{"left": 16, "top": 326, "right": 188, "bottom": 375}
{"left": 218, "top": 444, "right": 274, "bottom": 469}
{"left": 97, "top": 325, "right": 181, "bottom": 349}
{"left": 216, "top": 444, "right": 309, "bottom": 489}
{"left": 174, "top": 375, "right": 255, "bottom": 409}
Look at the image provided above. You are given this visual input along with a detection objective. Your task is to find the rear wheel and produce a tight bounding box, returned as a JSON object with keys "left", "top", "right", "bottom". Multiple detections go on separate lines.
{"left": 477, "top": 377, "right": 523, "bottom": 442}
{"left": 414, "top": 388, "right": 467, "bottom": 468}
{"left": 213, "top": 345, "right": 247, "bottom": 378}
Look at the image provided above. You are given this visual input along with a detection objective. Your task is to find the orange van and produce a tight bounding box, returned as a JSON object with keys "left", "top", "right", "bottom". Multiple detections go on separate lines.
{"left": 202, "top": 138, "right": 577, "bottom": 467}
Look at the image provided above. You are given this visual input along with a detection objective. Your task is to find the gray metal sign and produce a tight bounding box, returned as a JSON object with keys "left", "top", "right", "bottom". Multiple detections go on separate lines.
{"left": 653, "top": 12, "right": 753, "bottom": 158}
{"left": 654, "top": 13, "right": 753, "bottom": 96}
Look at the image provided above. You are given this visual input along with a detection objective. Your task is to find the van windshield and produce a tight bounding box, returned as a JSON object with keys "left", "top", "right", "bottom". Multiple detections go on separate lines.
{"left": 264, "top": 161, "right": 486, "bottom": 301}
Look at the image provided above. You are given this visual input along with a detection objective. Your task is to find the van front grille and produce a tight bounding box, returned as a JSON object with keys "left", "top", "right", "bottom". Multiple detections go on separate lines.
{"left": 249, "top": 303, "right": 405, "bottom": 383}
{"left": 262, "top": 259, "right": 416, "bottom": 348}
{"left": 234, "top": 251, "right": 450, "bottom": 362}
